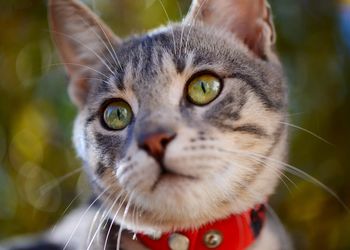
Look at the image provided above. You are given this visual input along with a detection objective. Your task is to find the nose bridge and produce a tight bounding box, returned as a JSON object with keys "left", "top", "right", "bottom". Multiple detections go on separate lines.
{"left": 135, "top": 110, "right": 177, "bottom": 144}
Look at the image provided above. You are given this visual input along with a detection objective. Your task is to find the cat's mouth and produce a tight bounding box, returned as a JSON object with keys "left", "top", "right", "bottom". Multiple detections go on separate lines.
{"left": 151, "top": 162, "right": 197, "bottom": 191}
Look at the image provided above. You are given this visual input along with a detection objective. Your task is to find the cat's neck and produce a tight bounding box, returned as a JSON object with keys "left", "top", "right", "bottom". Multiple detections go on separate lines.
{"left": 103, "top": 204, "right": 266, "bottom": 250}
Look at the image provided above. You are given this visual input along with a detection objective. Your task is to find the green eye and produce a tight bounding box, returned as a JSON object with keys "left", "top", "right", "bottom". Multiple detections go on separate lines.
{"left": 187, "top": 74, "right": 222, "bottom": 105}
{"left": 103, "top": 100, "right": 133, "bottom": 130}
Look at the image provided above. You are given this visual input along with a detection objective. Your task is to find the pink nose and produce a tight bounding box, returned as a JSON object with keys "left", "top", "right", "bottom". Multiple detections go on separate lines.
{"left": 139, "top": 132, "right": 176, "bottom": 161}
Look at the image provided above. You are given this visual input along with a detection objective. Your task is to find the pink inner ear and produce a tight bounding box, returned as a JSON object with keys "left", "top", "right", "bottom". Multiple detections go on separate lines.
{"left": 239, "top": 23, "right": 265, "bottom": 59}
{"left": 186, "top": 0, "right": 276, "bottom": 60}
{"left": 230, "top": 0, "right": 273, "bottom": 59}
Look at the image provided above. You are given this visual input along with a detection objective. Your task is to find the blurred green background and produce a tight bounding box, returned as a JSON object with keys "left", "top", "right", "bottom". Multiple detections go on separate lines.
{"left": 0, "top": 0, "right": 349, "bottom": 249}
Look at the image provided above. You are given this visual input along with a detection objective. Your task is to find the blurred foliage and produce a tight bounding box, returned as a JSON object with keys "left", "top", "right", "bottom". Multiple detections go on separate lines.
{"left": 0, "top": 0, "right": 349, "bottom": 249}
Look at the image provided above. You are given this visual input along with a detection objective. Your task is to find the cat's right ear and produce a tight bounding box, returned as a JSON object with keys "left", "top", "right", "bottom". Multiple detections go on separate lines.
{"left": 49, "top": 0, "right": 121, "bottom": 108}
{"left": 184, "top": 0, "right": 276, "bottom": 61}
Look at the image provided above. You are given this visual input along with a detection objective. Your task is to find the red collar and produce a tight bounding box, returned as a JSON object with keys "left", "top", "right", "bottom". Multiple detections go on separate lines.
{"left": 137, "top": 204, "right": 266, "bottom": 250}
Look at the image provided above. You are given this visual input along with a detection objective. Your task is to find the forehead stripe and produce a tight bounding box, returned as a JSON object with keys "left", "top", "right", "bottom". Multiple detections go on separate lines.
{"left": 232, "top": 72, "right": 282, "bottom": 110}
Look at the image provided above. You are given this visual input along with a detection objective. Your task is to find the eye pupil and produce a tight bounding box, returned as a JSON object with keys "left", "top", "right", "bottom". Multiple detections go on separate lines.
{"left": 117, "top": 109, "right": 122, "bottom": 119}
{"left": 201, "top": 81, "right": 207, "bottom": 93}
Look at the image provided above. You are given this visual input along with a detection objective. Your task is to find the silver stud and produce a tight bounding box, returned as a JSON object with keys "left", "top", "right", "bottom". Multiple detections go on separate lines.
{"left": 168, "top": 233, "right": 190, "bottom": 250}
{"left": 203, "top": 230, "right": 223, "bottom": 248}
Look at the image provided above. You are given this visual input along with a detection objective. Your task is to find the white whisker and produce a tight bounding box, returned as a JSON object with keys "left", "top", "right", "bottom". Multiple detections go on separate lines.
{"left": 76, "top": 16, "right": 123, "bottom": 71}
{"left": 87, "top": 207, "right": 103, "bottom": 246}
{"left": 50, "top": 30, "right": 116, "bottom": 76}
{"left": 157, "top": 0, "right": 177, "bottom": 55}
{"left": 218, "top": 158, "right": 295, "bottom": 194}
{"left": 280, "top": 121, "right": 333, "bottom": 146}
{"left": 48, "top": 62, "right": 109, "bottom": 79}
{"left": 51, "top": 190, "right": 84, "bottom": 234}
{"left": 116, "top": 193, "right": 133, "bottom": 250}
{"left": 184, "top": 0, "right": 208, "bottom": 54}
{"left": 63, "top": 186, "right": 110, "bottom": 250}
{"left": 102, "top": 192, "right": 128, "bottom": 250}
{"left": 86, "top": 191, "right": 115, "bottom": 248}
{"left": 175, "top": 0, "right": 183, "bottom": 20}
{"left": 86, "top": 191, "right": 125, "bottom": 250}
{"left": 39, "top": 168, "right": 82, "bottom": 195}
{"left": 218, "top": 148, "right": 349, "bottom": 212}
{"left": 245, "top": 156, "right": 298, "bottom": 192}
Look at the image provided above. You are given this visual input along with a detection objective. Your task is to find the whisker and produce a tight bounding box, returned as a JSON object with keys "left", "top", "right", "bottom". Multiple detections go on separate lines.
{"left": 184, "top": 0, "right": 208, "bottom": 54}
{"left": 102, "top": 192, "right": 128, "bottom": 250}
{"left": 76, "top": 18, "right": 115, "bottom": 71}
{"left": 178, "top": 0, "right": 186, "bottom": 57}
{"left": 175, "top": 0, "right": 183, "bottom": 20}
{"left": 102, "top": 191, "right": 126, "bottom": 229}
{"left": 135, "top": 206, "right": 141, "bottom": 238}
{"left": 218, "top": 158, "right": 295, "bottom": 194}
{"left": 244, "top": 156, "right": 299, "bottom": 192}
{"left": 76, "top": 16, "right": 123, "bottom": 72}
{"left": 39, "top": 168, "right": 82, "bottom": 195}
{"left": 86, "top": 190, "right": 125, "bottom": 250}
{"left": 280, "top": 121, "right": 333, "bottom": 146}
{"left": 51, "top": 190, "right": 84, "bottom": 233}
{"left": 286, "top": 112, "right": 306, "bottom": 117}
{"left": 131, "top": 203, "right": 137, "bottom": 240}
{"left": 179, "top": 24, "right": 185, "bottom": 57}
{"left": 63, "top": 185, "right": 111, "bottom": 250}
{"left": 265, "top": 204, "right": 283, "bottom": 227}
{"left": 48, "top": 62, "right": 109, "bottom": 79}
{"left": 86, "top": 191, "right": 116, "bottom": 248}
{"left": 157, "top": 0, "right": 177, "bottom": 55}
{"left": 116, "top": 193, "right": 133, "bottom": 250}
{"left": 50, "top": 30, "right": 116, "bottom": 76}
{"left": 218, "top": 148, "right": 349, "bottom": 212}
{"left": 79, "top": 77, "right": 111, "bottom": 85}
{"left": 87, "top": 207, "right": 103, "bottom": 246}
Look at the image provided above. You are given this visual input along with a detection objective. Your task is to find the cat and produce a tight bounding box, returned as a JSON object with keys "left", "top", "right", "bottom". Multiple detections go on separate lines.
{"left": 1, "top": 0, "right": 293, "bottom": 249}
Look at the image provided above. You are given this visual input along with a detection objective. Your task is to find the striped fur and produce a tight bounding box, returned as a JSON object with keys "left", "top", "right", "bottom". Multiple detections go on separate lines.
{"left": 1, "top": 0, "right": 292, "bottom": 249}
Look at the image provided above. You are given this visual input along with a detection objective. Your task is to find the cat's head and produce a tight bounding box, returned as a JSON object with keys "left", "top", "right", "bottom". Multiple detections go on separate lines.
{"left": 49, "top": 0, "right": 288, "bottom": 232}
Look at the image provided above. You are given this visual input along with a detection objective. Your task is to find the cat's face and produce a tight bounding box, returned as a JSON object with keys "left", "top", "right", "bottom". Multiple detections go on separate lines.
{"left": 49, "top": 0, "right": 287, "bottom": 232}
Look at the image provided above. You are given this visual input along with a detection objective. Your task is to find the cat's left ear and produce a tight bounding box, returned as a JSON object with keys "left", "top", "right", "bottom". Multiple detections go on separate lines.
{"left": 49, "top": 0, "right": 121, "bottom": 108}
{"left": 184, "top": 0, "right": 276, "bottom": 60}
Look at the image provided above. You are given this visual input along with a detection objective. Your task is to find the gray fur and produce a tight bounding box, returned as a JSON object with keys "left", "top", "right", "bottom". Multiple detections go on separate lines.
{"left": 1, "top": 0, "right": 293, "bottom": 249}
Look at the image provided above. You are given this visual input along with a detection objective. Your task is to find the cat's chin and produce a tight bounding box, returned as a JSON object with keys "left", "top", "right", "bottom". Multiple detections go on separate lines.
{"left": 115, "top": 196, "right": 255, "bottom": 234}
{"left": 111, "top": 187, "right": 266, "bottom": 233}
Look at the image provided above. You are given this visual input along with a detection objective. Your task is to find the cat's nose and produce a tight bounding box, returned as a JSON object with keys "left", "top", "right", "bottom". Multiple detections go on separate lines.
{"left": 139, "top": 132, "right": 176, "bottom": 161}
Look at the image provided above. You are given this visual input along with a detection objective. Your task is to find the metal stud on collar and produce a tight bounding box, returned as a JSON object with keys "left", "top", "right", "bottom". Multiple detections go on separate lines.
{"left": 168, "top": 233, "right": 190, "bottom": 250}
{"left": 203, "top": 230, "right": 223, "bottom": 248}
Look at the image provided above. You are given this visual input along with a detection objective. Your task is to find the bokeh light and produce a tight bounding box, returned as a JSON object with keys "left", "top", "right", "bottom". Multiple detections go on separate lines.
{"left": 17, "top": 162, "right": 61, "bottom": 212}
